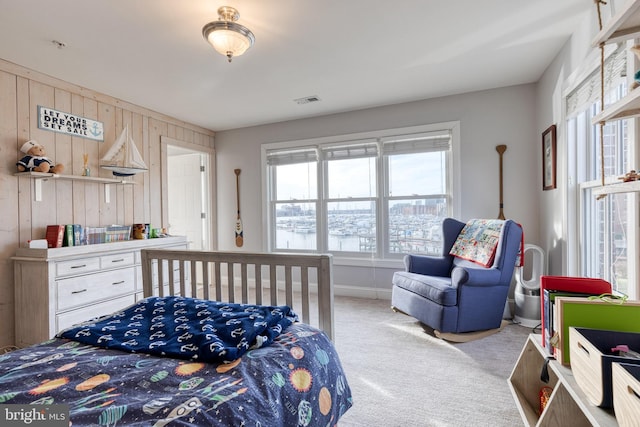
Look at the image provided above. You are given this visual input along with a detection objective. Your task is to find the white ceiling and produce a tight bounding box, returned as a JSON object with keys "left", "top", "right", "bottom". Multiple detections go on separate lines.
{"left": 0, "top": 0, "right": 593, "bottom": 131}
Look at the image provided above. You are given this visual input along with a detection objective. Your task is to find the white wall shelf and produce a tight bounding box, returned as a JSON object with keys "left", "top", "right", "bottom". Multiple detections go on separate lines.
{"left": 592, "top": 0, "right": 640, "bottom": 47}
{"left": 14, "top": 171, "right": 135, "bottom": 184}
{"left": 15, "top": 171, "right": 136, "bottom": 202}
{"left": 589, "top": 0, "right": 640, "bottom": 196}
{"left": 592, "top": 179, "right": 640, "bottom": 197}
{"left": 591, "top": 86, "right": 640, "bottom": 125}
{"left": 591, "top": 0, "right": 640, "bottom": 125}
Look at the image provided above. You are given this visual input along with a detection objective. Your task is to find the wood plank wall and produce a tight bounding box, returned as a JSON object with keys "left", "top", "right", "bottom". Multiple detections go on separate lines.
{"left": 0, "top": 59, "right": 215, "bottom": 348}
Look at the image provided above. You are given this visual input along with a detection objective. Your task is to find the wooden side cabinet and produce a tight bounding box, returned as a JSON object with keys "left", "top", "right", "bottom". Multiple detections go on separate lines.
{"left": 508, "top": 334, "right": 617, "bottom": 426}
{"left": 13, "top": 236, "right": 188, "bottom": 347}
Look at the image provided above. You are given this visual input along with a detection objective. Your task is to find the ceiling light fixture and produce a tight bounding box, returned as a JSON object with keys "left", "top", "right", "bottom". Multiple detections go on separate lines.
{"left": 202, "top": 6, "right": 255, "bottom": 63}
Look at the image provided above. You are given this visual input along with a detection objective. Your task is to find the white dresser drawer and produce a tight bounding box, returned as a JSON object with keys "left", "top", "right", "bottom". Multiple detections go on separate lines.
{"left": 56, "top": 257, "right": 101, "bottom": 277}
{"left": 101, "top": 252, "right": 135, "bottom": 269}
{"left": 136, "top": 266, "right": 142, "bottom": 290}
{"left": 13, "top": 236, "right": 188, "bottom": 347}
{"left": 56, "top": 266, "right": 136, "bottom": 311}
{"left": 56, "top": 294, "right": 136, "bottom": 332}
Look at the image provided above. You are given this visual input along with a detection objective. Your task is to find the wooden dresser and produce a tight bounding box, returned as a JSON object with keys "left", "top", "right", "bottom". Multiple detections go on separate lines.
{"left": 13, "top": 236, "right": 188, "bottom": 347}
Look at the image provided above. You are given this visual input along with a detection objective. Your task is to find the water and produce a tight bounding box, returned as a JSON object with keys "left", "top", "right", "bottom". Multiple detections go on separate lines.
{"left": 276, "top": 229, "right": 364, "bottom": 252}
{"left": 274, "top": 211, "right": 445, "bottom": 254}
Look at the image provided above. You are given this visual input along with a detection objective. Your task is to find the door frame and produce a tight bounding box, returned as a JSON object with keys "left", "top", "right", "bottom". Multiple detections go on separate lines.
{"left": 161, "top": 135, "right": 216, "bottom": 250}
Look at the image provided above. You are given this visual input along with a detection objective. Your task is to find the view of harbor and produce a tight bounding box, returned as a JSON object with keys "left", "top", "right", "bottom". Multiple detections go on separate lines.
{"left": 275, "top": 201, "right": 446, "bottom": 255}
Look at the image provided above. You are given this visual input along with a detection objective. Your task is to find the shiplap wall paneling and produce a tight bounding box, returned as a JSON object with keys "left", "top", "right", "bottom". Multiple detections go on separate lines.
{"left": 54, "top": 87, "right": 74, "bottom": 226}
{"left": 98, "top": 102, "right": 117, "bottom": 225}
{"left": 141, "top": 116, "right": 151, "bottom": 223}
{"left": 82, "top": 98, "right": 101, "bottom": 228}
{"left": 149, "top": 117, "right": 167, "bottom": 230}
{"left": 114, "top": 108, "right": 127, "bottom": 225}
{"left": 16, "top": 77, "right": 31, "bottom": 246}
{"left": 126, "top": 111, "right": 142, "bottom": 224}
{"left": 0, "top": 71, "right": 18, "bottom": 347}
{"left": 70, "top": 93, "right": 86, "bottom": 226}
{"left": 0, "top": 58, "right": 215, "bottom": 349}
{"left": 28, "top": 81, "right": 57, "bottom": 238}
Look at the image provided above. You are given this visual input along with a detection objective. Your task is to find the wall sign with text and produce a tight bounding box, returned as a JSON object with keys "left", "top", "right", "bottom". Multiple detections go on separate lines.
{"left": 38, "top": 106, "right": 104, "bottom": 141}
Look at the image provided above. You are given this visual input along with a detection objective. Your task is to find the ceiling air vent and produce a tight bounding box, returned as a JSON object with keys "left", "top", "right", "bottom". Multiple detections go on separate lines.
{"left": 294, "top": 95, "right": 321, "bottom": 105}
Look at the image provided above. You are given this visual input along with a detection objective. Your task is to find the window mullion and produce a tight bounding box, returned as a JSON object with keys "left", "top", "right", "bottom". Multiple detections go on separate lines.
{"left": 380, "top": 144, "right": 388, "bottom": 258}
{"left": 318, "top": 155, "right": 327, "bottom": 253}
{"left": 604, "top": 199, "right": 611, "bottom": 283}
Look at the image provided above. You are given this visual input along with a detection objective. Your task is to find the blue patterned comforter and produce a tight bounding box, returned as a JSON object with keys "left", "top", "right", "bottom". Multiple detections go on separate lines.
{"left": 0, "top": 298, "right": 353, "bottom": 426}
{"left": 58, "top": 296, "right": 297, "bottom": 363}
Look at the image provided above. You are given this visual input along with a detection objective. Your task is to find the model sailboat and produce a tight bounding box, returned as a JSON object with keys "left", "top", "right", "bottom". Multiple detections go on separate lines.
{"left": 100, "top": 125, "right": 148, "bottom": 176}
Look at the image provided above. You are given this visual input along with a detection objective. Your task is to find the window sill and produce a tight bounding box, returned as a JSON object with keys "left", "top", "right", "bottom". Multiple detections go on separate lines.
{"left": 333, "top": 257, "right": 404, "bottom": 269}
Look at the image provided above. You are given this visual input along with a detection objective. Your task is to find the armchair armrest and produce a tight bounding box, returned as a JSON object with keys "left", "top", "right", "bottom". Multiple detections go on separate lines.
{"left": 404, "top": 254, "right": 452, "bottom": 277}
{"left": 451, "top": 265, "right": 502, "bottom": 287}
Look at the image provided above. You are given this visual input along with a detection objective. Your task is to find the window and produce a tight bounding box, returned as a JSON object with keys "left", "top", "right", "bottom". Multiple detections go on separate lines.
{"left": 384, "top": 132, "right": 450, "bottom": 256}
{"left": 575, "top": 99, "right": 631, "bottom": 296}
{"left": 264, "top": 123, "right": 459, "bottom": 260}
{"left": 325, "top": 141, "right": 378, "bottom": 253}
{"left": 270, "top": 149, "right": 318, "bottom": 251}
{"left": 566, "top": 43, "right": 635, "bottom": 297}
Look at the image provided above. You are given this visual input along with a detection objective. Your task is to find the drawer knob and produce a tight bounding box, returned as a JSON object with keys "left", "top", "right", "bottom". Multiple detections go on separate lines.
{"left": 71, "top": 289, "right": 87, "bottom": 294}
{"left": 111, "top": 259, "right": 125, "bottom": 263}
{"left": 70, "top": 264, "right": 87, "bottom": 269}
{"left": 112, "top": 281, "right": 125, "bottom": 285}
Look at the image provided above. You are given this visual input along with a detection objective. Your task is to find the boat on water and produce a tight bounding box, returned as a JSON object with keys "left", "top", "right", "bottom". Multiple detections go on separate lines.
{"left": 100, "top": 125, "right": 148, "bottom": 176}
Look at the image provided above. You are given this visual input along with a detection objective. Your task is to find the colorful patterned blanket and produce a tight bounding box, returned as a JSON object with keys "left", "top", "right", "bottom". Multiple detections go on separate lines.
{"left": 58, "top": 296, "right": 298, "bottom": 363}
{"left": 449, "top": 219, "right": 507, "bottom": 267}
{"left": 1, "top": 323, "right": 352, "bottom": 426}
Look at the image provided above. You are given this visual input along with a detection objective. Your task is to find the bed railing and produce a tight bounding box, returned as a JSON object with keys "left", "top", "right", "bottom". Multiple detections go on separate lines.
{"left": 140, "top": 249, "right": 335, "bottom": 340}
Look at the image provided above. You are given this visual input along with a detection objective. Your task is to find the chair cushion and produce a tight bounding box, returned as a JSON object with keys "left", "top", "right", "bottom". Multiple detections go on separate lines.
{"left": 392, "top": 271, "right": 457, "bottom": 306}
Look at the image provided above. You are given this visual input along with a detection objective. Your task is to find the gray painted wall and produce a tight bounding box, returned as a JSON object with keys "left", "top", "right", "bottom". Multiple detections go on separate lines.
{"left": 535, "top": 6, "right": 597, "bottom": 276}
{"left": 215, "top": 84, "right": 539, "bottom": 297}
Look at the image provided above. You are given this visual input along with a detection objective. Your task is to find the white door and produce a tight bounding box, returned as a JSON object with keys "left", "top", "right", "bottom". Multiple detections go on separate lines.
{"left": 168, "top": 147, "right": 209, "bottom": 250}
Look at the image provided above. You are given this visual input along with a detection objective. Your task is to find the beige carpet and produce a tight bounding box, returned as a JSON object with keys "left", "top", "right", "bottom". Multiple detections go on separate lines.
{"left": 333, "top": 296, "right": 532, "bottom": 427}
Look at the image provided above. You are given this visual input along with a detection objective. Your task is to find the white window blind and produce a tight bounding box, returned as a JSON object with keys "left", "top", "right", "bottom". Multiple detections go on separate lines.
{"left": 566, "top": 43, "right": 626, "bottom": 117}
{"left": 322, "top": 139, "right": 378, "bottom": 160}
{"left": 266, "top": 147, "right": 318, "bottom": 165}
{"left": 381, "top": 130, "right": 451, "bottom": 155}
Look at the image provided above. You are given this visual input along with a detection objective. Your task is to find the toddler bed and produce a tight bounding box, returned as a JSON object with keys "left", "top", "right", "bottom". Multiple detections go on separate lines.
{"left": 1, "top": 249, "right": 352, "bottom": 426}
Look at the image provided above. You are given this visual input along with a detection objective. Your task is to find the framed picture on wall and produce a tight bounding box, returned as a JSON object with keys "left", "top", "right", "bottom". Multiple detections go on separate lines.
{"left": 542, "top": 125, "right": 557, "bottom": 191}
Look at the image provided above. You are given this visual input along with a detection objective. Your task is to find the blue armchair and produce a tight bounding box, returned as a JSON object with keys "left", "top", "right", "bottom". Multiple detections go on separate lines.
{"left": 391, "top": 217, "right": 523, "bottom": 338}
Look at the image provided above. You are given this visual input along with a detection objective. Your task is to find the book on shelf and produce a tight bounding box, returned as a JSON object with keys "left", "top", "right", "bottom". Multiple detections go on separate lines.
{"left": 64, "top": 224, "right": 74, "bottom": 247}
{"left": 63, "top": 224, "right": 86, "bottom": 246}
{"left": 73, "top": 224, "right": 85, "bottom": 246}
{"left": 539, "top": 276, "right": 612, "bottom": 350}
{"left": 45, "top": 225, "right": 65, "bottom": 248}
{"left": 543, "top": 290, "right": 593, "bottom": 355}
